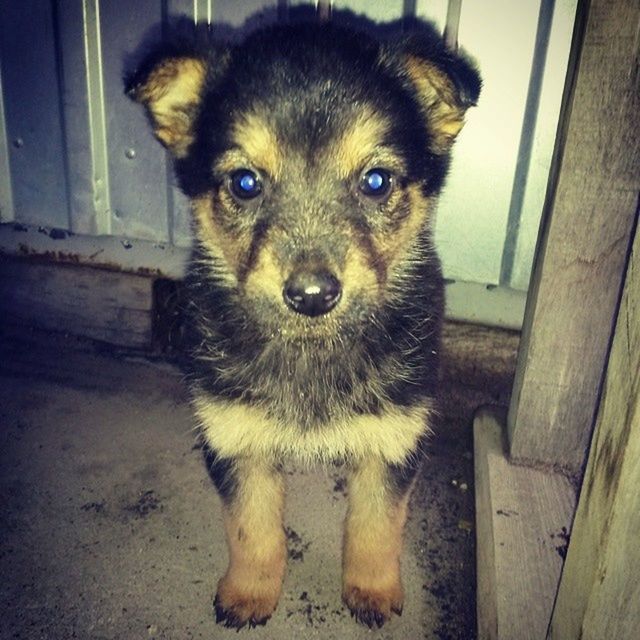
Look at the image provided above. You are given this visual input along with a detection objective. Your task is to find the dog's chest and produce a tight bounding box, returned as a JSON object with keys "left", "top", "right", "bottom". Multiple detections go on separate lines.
{"left": 193, "top": 391, "right": 431, "bottom": 466}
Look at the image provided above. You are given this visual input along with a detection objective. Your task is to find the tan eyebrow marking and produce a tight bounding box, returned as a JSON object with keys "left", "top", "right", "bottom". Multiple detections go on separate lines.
{"left": 229, "top": 111, "right": 283, "bottom": 178}
{"left": 333, "top": 107, "right": 391, "bottom": 178}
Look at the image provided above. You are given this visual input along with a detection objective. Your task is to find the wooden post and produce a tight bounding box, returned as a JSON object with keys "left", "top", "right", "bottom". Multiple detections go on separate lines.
{"left": 507, "top": 0, "right": 640, "bottom": 475}
{"left": 475, "top": 2, "right": 639, "bottom": 636}
{"left": 549, "top": 206, "right": 639, "bottom": 639}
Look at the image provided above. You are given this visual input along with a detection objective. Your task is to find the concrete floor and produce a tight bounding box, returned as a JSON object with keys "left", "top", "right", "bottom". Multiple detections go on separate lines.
{"left": 0, "top": 322, "right": 518, "bottom": 640}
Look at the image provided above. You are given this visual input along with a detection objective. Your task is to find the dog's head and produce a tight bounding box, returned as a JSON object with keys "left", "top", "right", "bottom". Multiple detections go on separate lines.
{"left": 128, "top": 22, "right": 480, "bottom": 340}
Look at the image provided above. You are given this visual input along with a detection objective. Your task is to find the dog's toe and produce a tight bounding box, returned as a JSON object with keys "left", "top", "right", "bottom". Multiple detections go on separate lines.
{"left": 343, "top": 584, "right": 404, "bottom": 628}
{"left": 213, "top": 589, "right": 276, "bottom": 629}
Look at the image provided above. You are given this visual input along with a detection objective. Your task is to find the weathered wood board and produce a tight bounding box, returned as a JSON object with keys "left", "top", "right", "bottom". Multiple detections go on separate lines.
{"left": 0, "top": 258, "right": 153, "bottom": 348}
{"left": 474, "top": 406, "right": 575, "bottom": 640}
{"left": 549, "top": 213, "right": 639, "bottom": 639}
{"left": 507, "top": 0, "right": 640, "bottom": 474}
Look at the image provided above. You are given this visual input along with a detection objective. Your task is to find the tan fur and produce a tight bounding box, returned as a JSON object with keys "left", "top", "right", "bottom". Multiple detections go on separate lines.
{"left": 341, "top": 241, "right": 382, "bottom": 297}
{"left": 404, "top": 55, "right": 467, "bottom": 153}
{"left": 230, "top": 112, "right": 283, "bottom": 179}
{"left": 135, "top": 57, "right": 207, "bottom": 157}
{"left": 194, "top": 393, "right": 432, "bottom": 467}
{"left": 342, "top": 458, "right": 412, "bottom": 623}
{"left": 191, "top": 196, "right": 242, "bottom": 288}
{"left": 216, "top": 461, "right": 286, "bottom": 624}
{"left": 381, "top": 185, "right": 436, "bottom": 269}
{"left": 243, "top": 245, "right": 286, "bottom": 301}
{"left": 334, "top": 108, "right": 391, "bottom": 178}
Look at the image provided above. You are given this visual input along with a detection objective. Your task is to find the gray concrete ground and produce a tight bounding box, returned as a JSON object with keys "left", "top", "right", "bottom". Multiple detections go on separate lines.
{"left": 0, "top": 323, "right": 518, "bottom": 640}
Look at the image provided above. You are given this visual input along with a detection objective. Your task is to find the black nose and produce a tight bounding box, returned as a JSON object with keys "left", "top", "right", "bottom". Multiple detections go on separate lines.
{"left": 283, "top": 271, "right": 342, "bottom": 317}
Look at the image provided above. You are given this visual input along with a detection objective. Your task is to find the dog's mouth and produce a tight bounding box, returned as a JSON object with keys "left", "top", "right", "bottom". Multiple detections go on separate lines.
{"left": 243, "top": 282, "right": 375, "bottom": 345}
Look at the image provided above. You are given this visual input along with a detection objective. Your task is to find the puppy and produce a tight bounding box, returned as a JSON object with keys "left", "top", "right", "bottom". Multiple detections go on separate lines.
{"left": 128, "top": 19, "right": 479, "bottom": 629}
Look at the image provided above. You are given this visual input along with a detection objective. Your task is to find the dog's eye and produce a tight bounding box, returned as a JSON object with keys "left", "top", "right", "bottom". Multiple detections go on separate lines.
{"left": 229, "top": 169, "right": 262, "bottom": 200}
{"left": 359, "top": 168, "right": 393, "bottom": 199}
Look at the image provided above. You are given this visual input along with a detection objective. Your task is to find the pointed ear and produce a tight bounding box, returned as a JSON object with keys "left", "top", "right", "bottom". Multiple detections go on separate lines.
{"left": 398, "top": 37, "right": 481, "bottom": 153}
{"left": 126, "top": 54, "right": 208, "bottom": 158}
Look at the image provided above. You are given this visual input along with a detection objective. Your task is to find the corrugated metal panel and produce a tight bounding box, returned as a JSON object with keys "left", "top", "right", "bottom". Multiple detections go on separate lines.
{"left": 57, "top": 0, "right": 111, "bottom": 235}
{"left": 0, "top": 0, "right": 579, "bottom": 327}
{"left": 100, "top": 0, "right": 171, "bottom": 242}
{"left": 0, "top": 0, "right": 70, "bottom": 228}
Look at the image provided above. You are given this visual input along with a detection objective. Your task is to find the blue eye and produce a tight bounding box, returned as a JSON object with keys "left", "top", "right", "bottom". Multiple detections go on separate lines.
{"left": 230, "top": 169, "right": 262, "bottom": 200}
{"left": 359, "top": 168, "right": 392, "bottom": 198}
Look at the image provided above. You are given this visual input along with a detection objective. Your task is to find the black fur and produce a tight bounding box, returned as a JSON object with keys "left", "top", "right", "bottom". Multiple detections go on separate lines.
{"left": 202, "top": 443, "right": 237, "bottom": 503}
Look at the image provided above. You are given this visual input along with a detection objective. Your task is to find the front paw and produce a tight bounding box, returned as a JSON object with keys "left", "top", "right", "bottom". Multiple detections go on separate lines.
{"left": 214, "top": 576, "right": 280, "bottom": 629}
{"left": 343, "top": 583, "right": 404, "bottom": 628}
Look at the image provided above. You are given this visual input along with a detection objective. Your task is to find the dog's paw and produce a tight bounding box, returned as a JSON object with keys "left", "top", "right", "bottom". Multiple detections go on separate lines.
{"left": 214, "top": 580, "right": 280, "bottom": 629}
{"left": 343, "top": 584, "right": 404, "bottom": 628}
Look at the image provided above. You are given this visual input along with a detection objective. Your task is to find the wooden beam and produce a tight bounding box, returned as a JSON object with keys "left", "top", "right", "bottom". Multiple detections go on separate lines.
{"left": 549, "top": 215, "right": 639, "bottom": 639}
{"left": 507, "top": 0, "right": 640, "bottom": 474}
{"left": 0, "top": 257, "right": 153, "bottom": 348}
{"left": 474, "top": 407, "right": 575, "bottom": 640}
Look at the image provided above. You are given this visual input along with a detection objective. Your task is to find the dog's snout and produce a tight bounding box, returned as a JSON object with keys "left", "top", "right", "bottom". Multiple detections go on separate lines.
{"left": 283, "top": 271, "right": 342, "bottom": 317}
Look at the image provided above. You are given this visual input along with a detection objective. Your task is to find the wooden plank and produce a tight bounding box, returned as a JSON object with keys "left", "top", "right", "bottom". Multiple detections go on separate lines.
{"left": 549, "top": 218, "right": 640, "bottom": 639}
{"left": 507, "top": 0, "right": 640, "bottom": 474}
{"left": 474, "top": 406, "right": 576, "bottom": 640}
{"left": 0, "top": 258, "right": 153, "bottom": 348}
{"left": 445, "top": 280, "right": 526, "bottom": 330}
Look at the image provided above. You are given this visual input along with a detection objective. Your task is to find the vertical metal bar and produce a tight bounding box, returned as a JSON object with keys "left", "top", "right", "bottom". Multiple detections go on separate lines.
{"left": 163, "top": 0, "right": 176, "bottom": 246}
{"left": 443, "top": 0, "right": 462, "bottom": 50}
{"left": 403, "top": 0, "right": 417, "bottom": 17}
{"left": 83, "top": 0, "right": 111, "bottom": 235}
{"left": 499, "top": 0, "right": 555, "bottom": 286}
{"left": 59, "top": 0, "right": 112, "bottom": 236}
{"left": 316, "top": 0, "right": 332, "bottom": 22}
{"left": 402, "top": 0, "right": 417, "bottom": 30}
{"left": 278, "top": 0, "right": 289, "bottom": 22}
{"left": 0, "top": 64, "right": 15, "bottom": 223}
{"left": 193, "top": 0, "right": 213, "bottom": 24}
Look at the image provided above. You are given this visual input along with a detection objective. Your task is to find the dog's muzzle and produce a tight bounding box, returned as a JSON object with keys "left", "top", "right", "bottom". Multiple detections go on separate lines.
{"left": 283, "top": 270, "right": 342, "bottom": 317}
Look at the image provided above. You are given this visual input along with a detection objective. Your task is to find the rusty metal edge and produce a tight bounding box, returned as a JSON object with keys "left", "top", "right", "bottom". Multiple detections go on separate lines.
{"left": 0, "top": 222, "right": 189, "bottom": 279}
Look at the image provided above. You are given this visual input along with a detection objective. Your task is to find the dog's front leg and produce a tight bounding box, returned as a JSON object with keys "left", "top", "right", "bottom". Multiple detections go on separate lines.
{"left": 342, "top": 454, "right": 419, "bottom": 628}
{"left": 211, "top": 456, "right": 286, "bottom": 629}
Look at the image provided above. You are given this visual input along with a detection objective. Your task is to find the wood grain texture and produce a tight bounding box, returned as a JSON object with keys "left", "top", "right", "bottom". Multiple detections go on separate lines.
{"left": 0, "top": 258, "right": 153, "bottom": 348}
{"left": 507, "top": 0, "right": 640, "bottom": 473}
{"left": 549, "top": 218, "right": 639, "bottom": 639}
{"left": 474, "top": 406, "right": 576, "bottom": 640}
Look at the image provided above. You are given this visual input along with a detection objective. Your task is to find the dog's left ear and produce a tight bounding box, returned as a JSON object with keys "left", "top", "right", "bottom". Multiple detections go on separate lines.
{"left": 126, "top": 53, "right": 210, "bottom": 158}
{"left": 394, "top": 36, "right": 481, "bottom": 153}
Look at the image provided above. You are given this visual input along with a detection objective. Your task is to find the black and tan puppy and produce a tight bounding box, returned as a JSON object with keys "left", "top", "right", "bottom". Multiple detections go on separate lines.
{"left": 128, "top": 19, "right": 479, "bottom": 629}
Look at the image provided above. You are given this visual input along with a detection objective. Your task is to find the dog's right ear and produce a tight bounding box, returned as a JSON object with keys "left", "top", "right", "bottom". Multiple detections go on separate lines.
{"left": 126, "top": 53, "right": 209, "bottom": 158}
